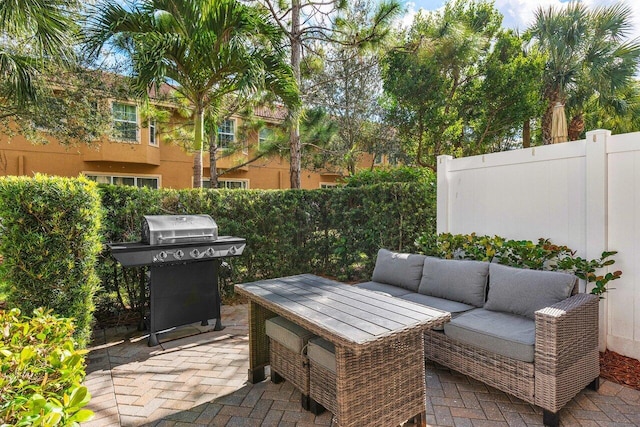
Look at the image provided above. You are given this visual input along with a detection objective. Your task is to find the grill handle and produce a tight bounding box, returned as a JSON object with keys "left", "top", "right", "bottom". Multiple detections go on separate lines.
{"left": 157, "top": 234, "right": 216, "bottom": 241}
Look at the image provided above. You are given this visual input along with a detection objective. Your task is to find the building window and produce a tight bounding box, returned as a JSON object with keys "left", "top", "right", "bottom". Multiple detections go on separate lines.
{"left": 320, "top": 182, "right": 339, "bottom": 188}
{"left": 149, "top": 118, "right": 158, "bottom": 146}
{"left": 85, "top": 174, "right": 159, "bottom": 189}
{"left": 112, "top": 102, "right": 138, "bottom": 142}
{"left": 137, "top": 177, "right": 159, "bottom": 188}
{"left": 202, "top": 178, "right": 248, "bottom": 189}
{"left": 374, "top": 153, "right": 383, "bottom": 165}
{"left": 258, "top": 128, "right": 272, "bottom": 146}
{"left": 218, "top": 119, "right": 235, "bottom": 148}
{"left": 220, "top": 179, "right": 248, "bottom": 189}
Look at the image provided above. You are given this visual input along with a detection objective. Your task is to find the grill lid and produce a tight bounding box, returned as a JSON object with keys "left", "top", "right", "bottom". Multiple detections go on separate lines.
{"left": 142, "top": 215, "right": 218, "bottom": 245}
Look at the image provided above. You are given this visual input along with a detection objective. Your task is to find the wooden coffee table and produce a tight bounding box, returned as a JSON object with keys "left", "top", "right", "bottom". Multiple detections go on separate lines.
{"left": 235, "top": 274, "right": 450, "bottom": 427}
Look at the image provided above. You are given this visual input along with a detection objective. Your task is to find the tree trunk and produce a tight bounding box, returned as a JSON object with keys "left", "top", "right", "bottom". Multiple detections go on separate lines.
{"left": 193, "top": 152, "right": 202, "bottom": 188}
{"left": 568, "top": 113, "right": 584, "bottom": 141}
{"left": 193, "top": 107, "right": 204, "bottom": 188}
{"left": 289, "top": 118, "right": 301, "bottom": 188}
{"left": 522, "top": 119, "right": 531, "bottom": 148}
{"left": 542, "top": 102, "right": 553, "bottom": 145}
{"left": 209, "top": 126, "right": 219, "bottom": 189}
{"left": 289, "top": 0, "right": 302, "bottom": 189}
{"left": 542, "top": 91, "right": 562, "bottom": 145}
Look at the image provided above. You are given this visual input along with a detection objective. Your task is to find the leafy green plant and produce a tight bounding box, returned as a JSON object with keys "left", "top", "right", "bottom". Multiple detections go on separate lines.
{"left": 416, "top": 232, "right": 622, "bottom": 297}
{"left": 0, "top": 308, "right": 94, "bottom": 426}
{"left": 556, "top": 251, "right": 623, "bottom": 297}
{"left": 0, "top": 175, "right": 102, "bottom": 346}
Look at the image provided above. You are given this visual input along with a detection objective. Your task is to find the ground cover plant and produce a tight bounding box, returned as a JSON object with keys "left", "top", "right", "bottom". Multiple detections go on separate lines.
{"left": 0, "top": 308, "right": 93, "bottom": 426}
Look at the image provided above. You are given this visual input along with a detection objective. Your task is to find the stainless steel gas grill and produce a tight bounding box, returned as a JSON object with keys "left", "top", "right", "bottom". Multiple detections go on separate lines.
{"left": 108, "top": 215, "right": 246, "bottom": 346}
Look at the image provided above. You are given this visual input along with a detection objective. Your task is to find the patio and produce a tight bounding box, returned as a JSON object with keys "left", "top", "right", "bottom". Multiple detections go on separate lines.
{"left": 83, "top": 305, "right": 640, "bottom": 427}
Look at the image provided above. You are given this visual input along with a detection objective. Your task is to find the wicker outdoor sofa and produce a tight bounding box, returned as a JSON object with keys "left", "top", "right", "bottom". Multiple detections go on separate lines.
{"left": 355, "top": 249, "right": 601, "bottom": 427}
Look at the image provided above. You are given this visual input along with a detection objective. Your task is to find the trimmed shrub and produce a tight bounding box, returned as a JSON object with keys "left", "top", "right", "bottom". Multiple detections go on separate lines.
{"left": 0, "top": 307, "right": 93, "bottom": 426}
{"left": 343, "top": 166, "right": 435, "bottom": 187}
{"left": 0, "top": 175, "right": 102, "bottom": 346}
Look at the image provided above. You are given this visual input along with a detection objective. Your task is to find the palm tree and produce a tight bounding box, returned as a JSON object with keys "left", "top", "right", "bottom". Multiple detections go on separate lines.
{"left": 84, "top": 0, "right": 299, "bottom": 187}
{"left": 528, "top": 2, "right": 640, "bottom": 143}
{"left": 0, "top": 0, "right": 80, "bottom": 106}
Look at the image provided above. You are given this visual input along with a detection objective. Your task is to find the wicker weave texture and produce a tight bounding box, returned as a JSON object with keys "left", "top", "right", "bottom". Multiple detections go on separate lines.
{"left": 269, "top": 338, "right": 310, "bottom": 395}
{"left": 425, "top": 329, "right": 535, "bottom": 403}
{"left": 332, "top": 329, "right": 426, "bottom": 427}
{"left": 237, "top": 276, "right": 449, "bottom": 426}
{"left": 424, "top": 292, "right": 600, "bottom": 414}
{"left": 248, "top": 302, "right": 277, "bottom": 376}
{"left": 309, "top": 362, "right": 337, "bottom": 414}
{"left": 534, "top": 293, "right": 600, "bottom": 411}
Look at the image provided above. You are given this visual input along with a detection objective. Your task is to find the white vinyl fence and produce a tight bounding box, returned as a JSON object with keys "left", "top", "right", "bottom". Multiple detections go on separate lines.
{"left": 437, "top": 129, "right": 640, "bottom": 360}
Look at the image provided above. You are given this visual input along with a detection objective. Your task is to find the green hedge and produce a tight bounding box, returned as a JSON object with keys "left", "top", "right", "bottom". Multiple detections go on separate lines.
{"left": 0, "top": 175, "right": 102, "bottom": 346}
{"left": 97, "top": 182, "right": 436, "bottom": 311}
{"left": 0, "top": 308, "right": 93, "bottom": 426}
{"left": 343, "top": 166, "right": 435, "bottom": 187}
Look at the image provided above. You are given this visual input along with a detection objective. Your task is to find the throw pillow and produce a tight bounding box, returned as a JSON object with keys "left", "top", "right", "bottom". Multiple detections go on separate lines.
{"left": 371, "top": 249, "right": 426, "bottom": 292}
{"left": 484, "top": 263, "right": 576, "bottom": 319}
{"left": 418, "top": 257, "right": 489, "bottom": 307}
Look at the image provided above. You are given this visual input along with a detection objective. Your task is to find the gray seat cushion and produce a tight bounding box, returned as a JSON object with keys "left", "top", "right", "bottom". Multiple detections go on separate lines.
{"left": 484, "top": 263, "right": 577, "bottom": 319}
{"left": 399, "top": 292, "right": 474, "bottom": 313}
{"left": 371, "top": 249, "right": 426, "bottom": 292}
{"left": 443, "top": 308, "right": 535, "bottom": 363}
{"left": 265, "top": 316, "right": 315, "bottom": 353}
{"left": 355, "top": 281, "right": 413, "bottom": 297}
{"left": 418, "top": 257, "right": 490, "bottom": 307}
{"left": 307, "top": 337, "right": 336, "bottom": 373}
{"left": 399, "top": 292, "right": 474, "bottom": 330}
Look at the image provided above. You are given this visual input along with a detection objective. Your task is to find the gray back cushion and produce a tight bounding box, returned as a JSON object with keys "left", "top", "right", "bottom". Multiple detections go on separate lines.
{"left": 418, "top": 257, "right": 489, "bottom": 307}
{"left": 484, "top": 263, "right": 577, "bottom": 319}
{"left": 371, "top": 249, "right": 426, "bottom": 292}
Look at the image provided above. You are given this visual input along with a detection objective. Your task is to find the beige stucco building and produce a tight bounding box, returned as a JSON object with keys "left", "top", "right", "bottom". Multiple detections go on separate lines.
{"left": 1, "top": 100, "right": 385, "bottom": 190}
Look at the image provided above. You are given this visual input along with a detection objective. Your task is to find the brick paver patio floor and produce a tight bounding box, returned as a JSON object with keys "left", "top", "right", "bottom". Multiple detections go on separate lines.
{"left": 83, "top": 304, "right": 640, "bottom": 426}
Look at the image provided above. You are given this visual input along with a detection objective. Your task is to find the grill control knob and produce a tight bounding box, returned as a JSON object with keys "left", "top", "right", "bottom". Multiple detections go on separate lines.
{"left": 174, "top": 250, "right": 184, "bottom": 260}
{"left": 206, "top": 247, "right": 215, "bottom": 257}
{"left": 190, "top": 249, "right": 200, "bottom": 258}
{"left": 229, "top": 246, "right": 237, "bottom": 255}
{"left": 158, "top": 251, "right": 168, "bottom": 261}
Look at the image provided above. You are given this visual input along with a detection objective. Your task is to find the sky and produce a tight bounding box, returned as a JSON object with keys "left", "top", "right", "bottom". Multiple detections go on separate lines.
{"left": 399, "top": 0, "right": 640, "bottom": 41}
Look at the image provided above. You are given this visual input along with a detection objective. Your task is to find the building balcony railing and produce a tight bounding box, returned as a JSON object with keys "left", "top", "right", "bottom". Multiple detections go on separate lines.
{"left": 81, "top": 140, "right": 160, "bottom": 165}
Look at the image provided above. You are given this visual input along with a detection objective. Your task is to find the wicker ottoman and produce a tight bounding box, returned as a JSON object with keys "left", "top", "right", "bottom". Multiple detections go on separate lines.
{"left": 307, "top": 336, "right": 337, "bottom": 415}
{"left": 265, "top": 316, "right": 315, "bottom": 408}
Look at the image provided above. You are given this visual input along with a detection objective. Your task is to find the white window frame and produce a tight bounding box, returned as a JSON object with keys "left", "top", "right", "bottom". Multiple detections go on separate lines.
{"left": 320, "top": 182, "right": 339, "bottom": 188}
{"left": 149, "top": 118, "right": 158, "bottom": 146}
{"left": 112, "top": 102, "right": 139, "bottom": 143}
{"left": 258, "top": 127, "right": 272, "bottom": 147}
{"left": 218, "top": 119, "right": 235, "bottom": 148}
{"left": 220, "top": 179, "right": 249, "bottom": 189}
{"left": 202, "top": 178, "right": 249, "bottom": 189}
{"left": 84, "top": 172, "right": 160, "bottom": 189}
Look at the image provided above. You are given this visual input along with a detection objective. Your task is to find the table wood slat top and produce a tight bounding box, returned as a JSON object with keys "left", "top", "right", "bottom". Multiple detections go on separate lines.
{"left": 236, "top": 273, "right": 450, "bottom": 351}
